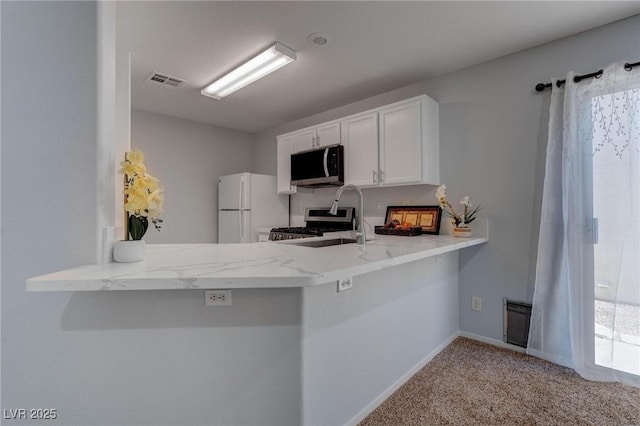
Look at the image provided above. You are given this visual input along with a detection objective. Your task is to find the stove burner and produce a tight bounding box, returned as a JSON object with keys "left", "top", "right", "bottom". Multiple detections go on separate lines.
{"left": 271, "top": 227, "right": 323, "bottom": 235}
{"left": 268, "top": 225, "right": 353, "bottom": 241}
{"left": 269, "top": 227, "right": 324, "bottom": 240}
{"left": 268, "top": 207, "right": 356, "bottom": 241}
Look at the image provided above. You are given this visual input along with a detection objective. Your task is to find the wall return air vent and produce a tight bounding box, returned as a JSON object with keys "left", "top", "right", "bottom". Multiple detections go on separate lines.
{"left": 144, "top": 71, "right": 186, "bottom": 88}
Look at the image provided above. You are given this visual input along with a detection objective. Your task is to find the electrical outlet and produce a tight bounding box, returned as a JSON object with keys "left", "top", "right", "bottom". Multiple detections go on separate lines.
{"left": 205, "top": 290, "right": 232, "bottom": 306}
{"left": 376, "top": 202, "right": 387, "bottom": 213}
{"left": 472, "top": 296, "right": 482, "bottom": 312}
{"left": 337, "top": 277, "right": 353, "bottom": 292}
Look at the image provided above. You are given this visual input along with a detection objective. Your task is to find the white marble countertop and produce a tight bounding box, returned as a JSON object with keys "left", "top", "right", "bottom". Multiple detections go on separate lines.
{"left": 26, "top": 234, "right": 487, "bottom": 292}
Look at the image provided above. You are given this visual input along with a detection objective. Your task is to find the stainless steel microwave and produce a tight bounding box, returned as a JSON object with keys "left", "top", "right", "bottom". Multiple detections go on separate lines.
{"left": 290, "top": 144, "right": 344, "bottom": 187}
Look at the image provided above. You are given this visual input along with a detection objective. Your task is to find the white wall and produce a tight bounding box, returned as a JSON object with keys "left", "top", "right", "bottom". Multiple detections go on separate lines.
{"left": 287, "top": 185, "right": 440, "bottom": 232}
{"left": 302, "top": 253, "right": 459, "bottom": 425}
{"left": 131, "top": 109, "right": 253, "bottom": 243}
{"left": 1, "top": 0, "right": 98, "bottom": 418}
{"left": 254, "top": 14, "right": 640, "bottom": 342}
{"left": 3, "top": 4, "right": 639, "bottom": 425}
{"left": 1, "top": 4, "right": 301, "bottom": 425}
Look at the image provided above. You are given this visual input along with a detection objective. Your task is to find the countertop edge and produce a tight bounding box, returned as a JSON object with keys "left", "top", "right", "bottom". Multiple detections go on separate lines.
{"left": 26, "top": 237, "right": 487, "bottom": 292}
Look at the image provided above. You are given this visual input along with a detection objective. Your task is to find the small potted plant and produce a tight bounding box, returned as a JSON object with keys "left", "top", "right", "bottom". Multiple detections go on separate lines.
{"left": 435, "top": 184, "right": 480, "bottom": 238}
{"left": 113, "top": 149, "right": 164, "bottom": 262}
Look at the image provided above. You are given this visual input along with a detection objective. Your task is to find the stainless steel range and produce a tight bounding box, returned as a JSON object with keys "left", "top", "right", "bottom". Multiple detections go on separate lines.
{"left": 269, "top": 207, "right": 355, "bottom": 240}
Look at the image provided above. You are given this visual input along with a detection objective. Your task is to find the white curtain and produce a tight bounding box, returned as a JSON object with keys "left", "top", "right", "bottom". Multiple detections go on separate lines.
{"left": 528, "top": 61, "right": 640, "bottom": 387}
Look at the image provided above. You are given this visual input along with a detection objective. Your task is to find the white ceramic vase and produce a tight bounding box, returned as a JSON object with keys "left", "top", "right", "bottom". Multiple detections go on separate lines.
{"left": 453, "top": 227, "right": 472, "bottom": 238}
{"left": 113, "top": 240, "right": 146, "bottom": 262}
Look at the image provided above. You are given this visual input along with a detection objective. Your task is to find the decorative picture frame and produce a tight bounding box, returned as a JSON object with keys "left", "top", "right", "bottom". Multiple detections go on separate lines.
{"left": 384, "top": 205, "right": 443, "bottom": 235}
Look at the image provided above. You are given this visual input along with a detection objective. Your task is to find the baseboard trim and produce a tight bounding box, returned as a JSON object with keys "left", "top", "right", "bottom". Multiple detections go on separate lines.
{"left": 457, "top": 331, "right": 527, "bottom": 353}
{"left": 345, "top": 331, "right": 528, "bottom": 425}
{"left": 345, "top": 332, "right": 459, "bottom": 426}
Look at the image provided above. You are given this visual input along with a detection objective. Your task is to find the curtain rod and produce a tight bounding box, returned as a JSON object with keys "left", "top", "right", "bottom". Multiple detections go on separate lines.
{"left": 535, "top": 61, "right": 640, "bottom": 92}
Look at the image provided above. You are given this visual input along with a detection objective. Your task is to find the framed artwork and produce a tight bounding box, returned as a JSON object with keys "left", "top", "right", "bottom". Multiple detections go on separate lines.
{"left": 384, "top": 205, "right": 443, "bottom": 235}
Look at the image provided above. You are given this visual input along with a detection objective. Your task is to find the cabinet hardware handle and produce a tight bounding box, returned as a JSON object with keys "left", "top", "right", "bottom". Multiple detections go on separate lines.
{"left": 373, "top": 170, "right": 377, "bottom": 183}
{"left": 323, "top": 148, "right": 330, "bottom": 177}
{"left": 316, "top": 135, "right": 320, "bottom": 147}
{"left": 380, "top": 170, "right": 384, "bottom": 183}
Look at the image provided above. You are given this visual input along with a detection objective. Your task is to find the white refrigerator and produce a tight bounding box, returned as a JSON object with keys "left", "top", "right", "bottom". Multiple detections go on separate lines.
{"left": 218, "top": 173, "right": 289, "bottom": 243}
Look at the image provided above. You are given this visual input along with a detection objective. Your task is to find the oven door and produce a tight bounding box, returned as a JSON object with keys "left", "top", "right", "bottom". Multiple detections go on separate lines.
{"left": 290, "top": 145, "right": 344, "bottom": 187}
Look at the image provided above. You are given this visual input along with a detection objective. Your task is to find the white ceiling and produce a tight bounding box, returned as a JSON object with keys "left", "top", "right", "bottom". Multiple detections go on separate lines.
{"left": 117, "top": 1, "right": 640, "bottom": 134}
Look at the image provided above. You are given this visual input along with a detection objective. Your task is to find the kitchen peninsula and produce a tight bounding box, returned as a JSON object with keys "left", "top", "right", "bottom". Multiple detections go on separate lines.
{"left": 27, "top": 234, "right": 486, "bottom": 291}
{"left": 26, "top": 233, "right": 486, "bottom": 425}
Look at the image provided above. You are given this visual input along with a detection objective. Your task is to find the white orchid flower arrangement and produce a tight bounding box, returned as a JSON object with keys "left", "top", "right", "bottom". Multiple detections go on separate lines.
{"left": 435, "top": 185, "right": 480, "bottom": 228}
{"left": 119, "top": 149, "right": 164, "bottom": 240}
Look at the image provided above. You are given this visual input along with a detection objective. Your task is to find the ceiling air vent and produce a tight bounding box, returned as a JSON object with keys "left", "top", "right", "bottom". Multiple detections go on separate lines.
{"left": 145, "top": 71, "right": 186, "bottom": 88}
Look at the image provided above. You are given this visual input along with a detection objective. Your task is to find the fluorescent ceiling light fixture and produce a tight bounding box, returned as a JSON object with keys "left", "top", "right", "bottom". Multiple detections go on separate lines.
{"left": 201, "top": 42, "right": 296, "bottom": 100}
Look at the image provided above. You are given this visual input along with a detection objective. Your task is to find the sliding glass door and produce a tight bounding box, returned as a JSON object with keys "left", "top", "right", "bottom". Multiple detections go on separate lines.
{"left": 590, "top": 88, "right": 640, "bottom": 378}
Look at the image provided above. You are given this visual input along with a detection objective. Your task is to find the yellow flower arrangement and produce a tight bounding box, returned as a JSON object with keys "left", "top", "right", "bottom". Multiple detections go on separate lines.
{"left": 119, "top": 149, "right": 164, "bottom": 240}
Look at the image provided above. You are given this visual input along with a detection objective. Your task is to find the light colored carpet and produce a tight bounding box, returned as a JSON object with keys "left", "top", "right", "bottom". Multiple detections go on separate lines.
{"left": 360, "top": 337, "right": 640, "bottom": 426}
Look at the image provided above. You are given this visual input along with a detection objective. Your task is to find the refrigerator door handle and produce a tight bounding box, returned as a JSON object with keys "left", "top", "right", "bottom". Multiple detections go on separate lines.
{"left": 239, "top": 177, "right": 245, "bottom": 209}
{"left": 239, "top": 211, "right": 244, "bottom": 241}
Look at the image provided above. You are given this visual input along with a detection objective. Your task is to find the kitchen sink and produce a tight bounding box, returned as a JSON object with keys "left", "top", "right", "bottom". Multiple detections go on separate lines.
{"left": 285, "top": 238, "right": 357, "bottom": 248}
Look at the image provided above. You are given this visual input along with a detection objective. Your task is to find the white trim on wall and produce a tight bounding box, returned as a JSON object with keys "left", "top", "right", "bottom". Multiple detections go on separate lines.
{"left": 344, "top": 330, "right": 527, "bottom": 425}
{"left": 345, "top": 332, "right": 459, "bottom": 426}
{"left": 97, "top": 1, "right": 118, "bottom": 263}
{"left": 458, "top": 330, "right": 527, "bottom": 353}
{"left": 97, "top": 4, "right": 130, "bottom": 261}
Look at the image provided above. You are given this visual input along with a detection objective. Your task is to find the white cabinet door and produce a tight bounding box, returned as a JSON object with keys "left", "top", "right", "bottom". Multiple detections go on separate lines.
{"left": 276, "top": 95, "right": 439, "bottom": 190}
{"left": 291, "top": 121, "right": 341, "bottom": 152}
{"left": 276, "top": 135, "right": 296, "bottom": 194}
{"left": 378, "top": 99, "right": 422, "bottom": 186}
{"left": 292, "top": 128, "right": 317, "bottom": 152}
{"left": 316, "top": 121, "right": 340, "bottom": 148}
{"left": 342, "top": 113, "right": 379, "bottom": 187}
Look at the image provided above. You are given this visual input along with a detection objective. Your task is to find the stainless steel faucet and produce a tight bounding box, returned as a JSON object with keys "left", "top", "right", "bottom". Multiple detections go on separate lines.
{"left": 329, "top": 184, "right": 366, "bottom": 247}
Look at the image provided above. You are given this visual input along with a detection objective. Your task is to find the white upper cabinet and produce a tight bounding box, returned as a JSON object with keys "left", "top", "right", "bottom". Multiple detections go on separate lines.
{"left": 344, "top": 95, "right": 439, "bottom": 188}
{"left": 315, "top": 121, "right": 341, "bottom": 148}
{"left": 291, "top": 128, "right": 316, "bottom": 152}
{"left": 276, "top": 94, "right": 439, "bottom": 193}
{"left": 276, "top": 134, "right": 296, "bottom": 194}
{"left": 292, "top": 121, "right": 341, "bottom": 152}
{"left": 378, "top": 99, "right": 423, "bottom": 185}
{"left": 341, "top": 113, "right": 379, "bottom": 187}
{"left": 415, "top": 95, "right": 439, "bottom": 185}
